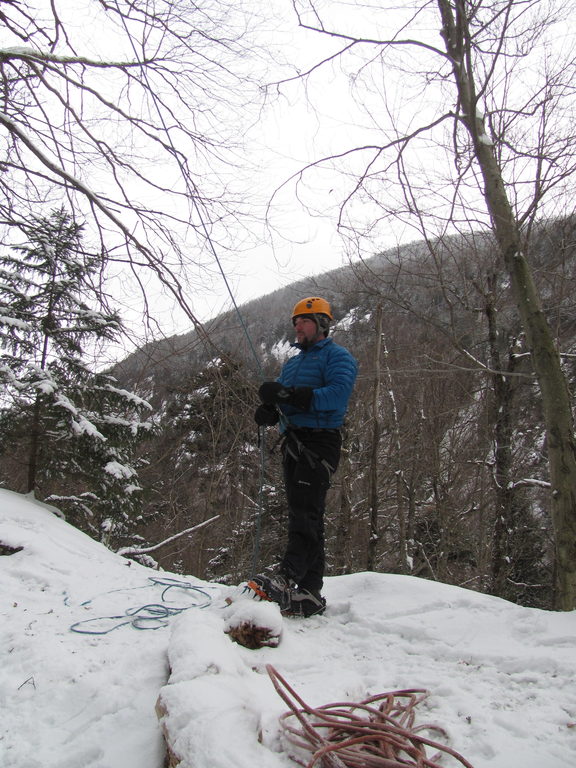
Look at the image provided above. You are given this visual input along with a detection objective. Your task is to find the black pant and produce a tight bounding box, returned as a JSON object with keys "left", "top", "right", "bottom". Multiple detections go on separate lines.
{"left": 280, "top": 428, "right": 342, "bottom": 593}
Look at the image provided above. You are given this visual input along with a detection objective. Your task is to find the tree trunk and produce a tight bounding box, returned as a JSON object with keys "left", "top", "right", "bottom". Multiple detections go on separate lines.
{"left": 367, "top": 304, "right": 383, "bottom": 570}
{"left": 484, "top": 285, "right": 516, "bottom": 594}
{"left": 27, "top": 396, "right": 42, "bottom": 493}
{"left": 438, "top": 0, "right": 576, "bottom": 609}
{"left": 334, "top": 427, "right": 353, "bottom": 575}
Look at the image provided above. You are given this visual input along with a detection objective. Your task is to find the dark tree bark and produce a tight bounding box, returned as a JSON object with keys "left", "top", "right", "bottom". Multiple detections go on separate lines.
{"left": 437, "top": 0, "right": 576, "bottom": 609}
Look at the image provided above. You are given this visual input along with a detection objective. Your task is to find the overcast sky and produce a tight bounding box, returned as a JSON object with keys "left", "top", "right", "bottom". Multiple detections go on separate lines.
{"left": 221, "top": 0, "right": 576, "bottom": 327}
{"left": 186, "top": 1, "right": 415, "bottom": 325}
{"left": 37, "top": 0, "right": 575, "bottom": 348}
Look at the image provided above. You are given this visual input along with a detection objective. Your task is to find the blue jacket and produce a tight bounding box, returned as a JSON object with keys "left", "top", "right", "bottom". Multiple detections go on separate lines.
{"left": 277, "top": 337, "right": 358, "bottom": 429}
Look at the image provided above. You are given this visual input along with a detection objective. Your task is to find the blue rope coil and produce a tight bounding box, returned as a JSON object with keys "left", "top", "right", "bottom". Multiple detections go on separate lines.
{"left": 69, "top": 576, "right": 213, "bottom": 634}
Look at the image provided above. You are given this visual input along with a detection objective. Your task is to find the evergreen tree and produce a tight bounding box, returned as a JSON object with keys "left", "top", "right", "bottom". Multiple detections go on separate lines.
{"left": 0, "top": 208, "right": 155, "bottom": 544}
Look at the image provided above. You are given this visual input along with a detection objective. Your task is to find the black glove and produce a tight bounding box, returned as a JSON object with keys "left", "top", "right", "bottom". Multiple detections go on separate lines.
{"left": 259, "top": 381, "right": 291, "bottom": 404}
{"left": 254, "top": 403, "right": 279, "bottom": 426}
{"left": 258, "top": 381, "right": 313, "bottom": 411}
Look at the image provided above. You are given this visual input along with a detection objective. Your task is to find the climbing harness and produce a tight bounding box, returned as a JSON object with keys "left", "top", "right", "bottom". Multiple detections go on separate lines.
{"left": 282, "top": 428, "right": 336, "bottom": 475}
{"left": 69, "top": 576, "right": 213, "bottom": 635}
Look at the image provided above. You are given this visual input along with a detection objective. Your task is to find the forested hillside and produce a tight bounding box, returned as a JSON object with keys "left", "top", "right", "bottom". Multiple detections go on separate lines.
{"left": 2, "top": 0, "right": 576, "bottom": 614}
{"left": 75, "top": 216, "right": 571, "bottom": 611}
{"left": 2, "top": 217, "right": 574, "bottom": 609}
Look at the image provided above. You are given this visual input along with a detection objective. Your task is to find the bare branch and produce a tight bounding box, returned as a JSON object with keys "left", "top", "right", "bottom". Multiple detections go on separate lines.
{"left": 0, "top": 0, "right": 269, "bottom": 341}
{"left": 116, "top": 515, "right": 220, "bottom": 556}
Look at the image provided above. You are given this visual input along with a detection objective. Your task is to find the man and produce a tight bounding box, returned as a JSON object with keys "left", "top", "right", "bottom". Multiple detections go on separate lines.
{"left": 248, "top": 296, "right": 358, "bottom": 617}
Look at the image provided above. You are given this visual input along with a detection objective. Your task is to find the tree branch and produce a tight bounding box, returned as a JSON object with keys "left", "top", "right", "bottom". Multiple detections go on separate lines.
{"left": 116, "top": 515, "right": 220, "bottom": 557}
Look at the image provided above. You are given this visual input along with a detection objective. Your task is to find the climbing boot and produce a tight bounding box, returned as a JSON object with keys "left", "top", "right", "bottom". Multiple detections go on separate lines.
{"left": 282, "top": 588, "right": 326, "bottom": 618}
{"left": 247, "top": 571, "right": 295, "bottom": 612}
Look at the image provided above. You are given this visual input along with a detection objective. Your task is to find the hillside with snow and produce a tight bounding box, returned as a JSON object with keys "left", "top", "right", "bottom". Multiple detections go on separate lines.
{"left": 1, "top": 487, "right": 576, "bottom": 768}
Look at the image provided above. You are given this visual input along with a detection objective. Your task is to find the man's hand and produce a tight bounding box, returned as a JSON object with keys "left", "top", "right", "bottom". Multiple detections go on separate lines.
{"left": 259, "top": 381, "right": 292, "bottom": 404}
{"left": 259, "top": 381, "right": 313, "bottom": 411}
{"left": 254, "top": 403, "right": 279, "bottom": 426}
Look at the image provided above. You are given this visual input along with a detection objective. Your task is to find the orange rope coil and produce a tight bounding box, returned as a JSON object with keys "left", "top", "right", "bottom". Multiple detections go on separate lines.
{"left": 266, "top": 665, "right": 475, "bottom": 768}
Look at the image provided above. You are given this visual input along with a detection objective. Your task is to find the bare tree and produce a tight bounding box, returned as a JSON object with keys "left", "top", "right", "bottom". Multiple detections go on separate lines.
{"left": 0, "top": 0, "right": 269, "bottom": 340}
{"left": 281, "top": 0, "right": 576, "bottom": 609}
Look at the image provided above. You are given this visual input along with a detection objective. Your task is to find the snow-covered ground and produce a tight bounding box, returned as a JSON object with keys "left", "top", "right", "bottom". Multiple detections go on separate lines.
{"left": 1, "top": 487, "right": 575, "bottom": 768}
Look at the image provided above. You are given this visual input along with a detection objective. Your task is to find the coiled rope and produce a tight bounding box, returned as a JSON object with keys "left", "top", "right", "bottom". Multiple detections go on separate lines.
{"left": 267, "top": 665, "right": 475, "bottom": 768}
{"left": 69, "top": 576, "right": 213, "bottom": 635}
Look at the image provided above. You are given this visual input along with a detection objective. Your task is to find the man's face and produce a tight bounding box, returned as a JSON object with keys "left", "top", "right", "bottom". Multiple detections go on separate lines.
{"left": 293, "top": 315, "right": 321, "bottom": 346}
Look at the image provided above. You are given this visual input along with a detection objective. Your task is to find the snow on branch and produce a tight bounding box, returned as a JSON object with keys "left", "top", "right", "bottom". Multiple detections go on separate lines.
{"left": 508, "top": 478, "right": 551, "bottom": 490}
{"left": 0, "top": 315, "right": 31, "bottom": 331}
{"left": 103, "top": 383, "right": 153, "bottom": 409}
{"left": 104, "top": 461, "right": 136, "bottom": 479}
{"left": 0, "top": 47, "right": 146, "bottom": 69}
{"left": 116, "top": 516, "right": 220, "bottom": 558}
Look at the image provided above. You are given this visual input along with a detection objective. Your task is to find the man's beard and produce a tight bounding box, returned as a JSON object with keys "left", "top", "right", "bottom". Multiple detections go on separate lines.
{"left": 299, "top": 334, "right": 321, "bottom": 349}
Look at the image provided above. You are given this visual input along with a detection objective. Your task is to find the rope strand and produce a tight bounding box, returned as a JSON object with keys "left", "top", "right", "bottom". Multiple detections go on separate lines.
{"left": 69, "top": 577, "right": 213, "bottom": 634}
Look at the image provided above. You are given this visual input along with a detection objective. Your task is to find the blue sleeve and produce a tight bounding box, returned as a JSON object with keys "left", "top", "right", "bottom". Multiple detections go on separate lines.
{"left": 312, "top": 346, "right": 357, "bottom": 413}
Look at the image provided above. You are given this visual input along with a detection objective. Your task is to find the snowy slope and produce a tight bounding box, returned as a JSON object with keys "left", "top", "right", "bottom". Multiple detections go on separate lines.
{"left": 1, "top": 488, "right": 575, "bottom": 768}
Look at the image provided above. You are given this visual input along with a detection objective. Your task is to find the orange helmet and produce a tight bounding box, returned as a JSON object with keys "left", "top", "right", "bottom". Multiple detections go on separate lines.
{"left": 291, "top": 296, "right": 333, "bottom": 322}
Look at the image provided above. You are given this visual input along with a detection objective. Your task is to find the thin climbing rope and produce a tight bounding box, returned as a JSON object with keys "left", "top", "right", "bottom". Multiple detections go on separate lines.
{"left": 267, "top": 665, "right": 475, "bottom": 768}
{"left": 192, "top": 200, "right": 271, "bottom": 577}
{"left": 69, "top": 576, "right": 213, "bottom": 635}
{"left": 250, "top": 432, "right": 267, "bottom": 577}
{"left": 191, "top": 192, "right": 263, "bottom": 377}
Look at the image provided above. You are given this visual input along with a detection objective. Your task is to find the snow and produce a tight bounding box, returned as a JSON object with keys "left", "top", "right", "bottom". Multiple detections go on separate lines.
{"left": 1, "top": 487, "right": 576, "bottom": 768}
{"left": 0, "top": 315, "right": 31, "bottom": 331}
{"left": 103, "top": 384, "right": 153, "bottom": 410}
{"left": 270, "top": 338, "right": 297, "bottom": 362}
{"left": 104, "top": 460, "right": 136, "bottom": 479}
{"left": 0, "top": 47, "right": 40, "bottom": 57}
{"left": 478, "top": 133, "right": 494, "bottom": 147}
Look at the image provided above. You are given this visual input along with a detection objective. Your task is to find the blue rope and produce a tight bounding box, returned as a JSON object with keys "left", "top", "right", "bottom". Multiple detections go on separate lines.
{"left": 69, "top": 577, "right": 213, "bottom": 635}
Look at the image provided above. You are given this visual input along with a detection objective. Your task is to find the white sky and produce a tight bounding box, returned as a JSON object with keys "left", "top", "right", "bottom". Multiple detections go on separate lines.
{"left": 189, "top": 0, "right": 576, "bottom": 325}
{"left": 187, "top": 4, "right": 371, "bottom": 321}
{"left": 2, "top": 488, "right": 576, "bottom": 767}
{"left": 158, "top": 0, "right": 418, "bottom": 325}
{"left": 91, "top": 0, "right": 377, "bottom": 332}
